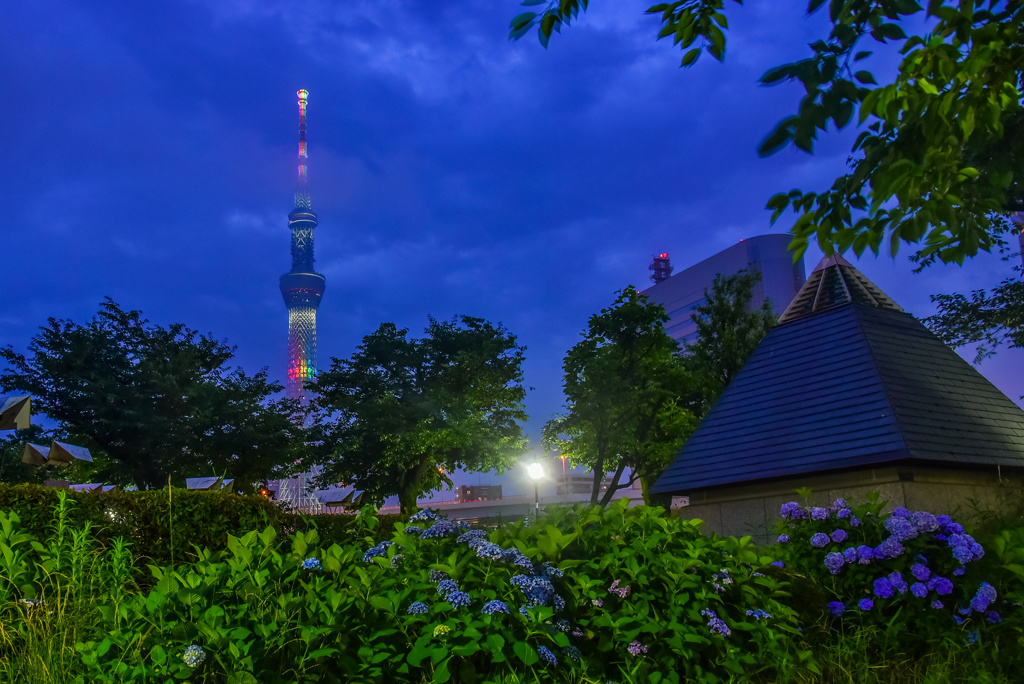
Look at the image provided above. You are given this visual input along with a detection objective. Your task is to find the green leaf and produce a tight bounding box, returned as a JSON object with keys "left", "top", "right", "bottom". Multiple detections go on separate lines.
{"left": 681, "top": 48, "right": 700, "bottom": 67}
{"left": 854, "top": 70, "right": 877, "bottom": 85}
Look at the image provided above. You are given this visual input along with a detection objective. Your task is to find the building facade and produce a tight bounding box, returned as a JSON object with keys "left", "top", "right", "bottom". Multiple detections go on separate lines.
{"left": 641, "top": 234, "right": 805, "bottom": 345}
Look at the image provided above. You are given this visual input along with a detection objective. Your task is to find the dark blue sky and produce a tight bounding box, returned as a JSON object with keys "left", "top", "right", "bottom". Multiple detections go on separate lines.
{"left": 2, "top": 1, "right": 1020, "bottom": 491}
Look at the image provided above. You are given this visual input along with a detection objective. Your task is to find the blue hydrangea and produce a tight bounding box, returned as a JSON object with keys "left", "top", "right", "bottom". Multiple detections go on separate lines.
{"left": 701, "top": 609, "right": 731, "bottom": 636}
{"left": 831, "top": 529, "right": 848, "bottom": 543}
{"left": 889, "top": 572, "right": 908, "bottom": 594}
{"left": 857, "top": 545, "right": 875, "bottom": 564}
{"left": 421, "top": 519, "right": 466, "bottom": 539}
{"left": 874, "top": 577, "right": 894, "bottom": 599}
{"left": 537, "top": 646, "right": 558, "bottom": 666}
{"left": 892, "top": 506, "right": 912, "bottom": 518}
{"left": 390, "top": 554, "right": 404, "bottom": 568}
{"left": 457, "top": 529, "right": 489, "bottom": 544}
{"left": 824, "top": 552, "right": 845, "bottom": 575}
{"left": 474, "top": 541, "right": 505, "bottom": 560}
{"left": 810, "top": 507, "right": 828, "bottom": 521}
{"left": 436, "top": 579, "right": 460, "bottom": 600}
{"left": 827, "top": 601, "right": 845, "bottom": 616}
{"left": 448, "top": 591, "right": 471, "bottom": 608}
{"left": 481, "top": 600, "right": 509, "bottom": 615}
{"left": 771, "top": 561, "right": 785, "bottom": 568}
{"left": 407, "top": 602, "right": 429, "bottom": 614}
{"left": 859, "top": 598, "right": 874, "bottom": 611}
{"left": 832, "top": 498, "right": 849, "bottom": 510}
{"left": 540, "top": 562, "right": 564, "bottom": 578}
{"left": 836, "top": 508, "right": 852, "bottom": 519}
{"left": 408, "top": 509, "right": 442, "bottom": 524}
{"left": 911, "top": 582, "right": 928, "bottom": 598}
{"left": 811, "top": 533, "right": 830, "bottom": 548}
{"left": 777, "top": 534, "right": 790, "bottom": 543}
{"left": 946, "top": 522, "right": 965, "bottom": 536}
{"left": 404, "top": 525, "right": 424, "bottom": 536}
{"left": 553, "top": 594, "right": 566, "bottom": 612}
{"left": 519, "top": 606, "right": 531, "bottom": 620}
{"left": 555, "top": 619, "right": 571, "bottom": 632}
{"left": 183, "top": 645, "right": 205, "bottom": 668}
{"left": 843, "top": 547, "right": 858, "bottom": 563}
{"left": 884, "top": 516, "right": 917, "bottom": 542}
{"left": 928, "top": 576, "right": 954, "bottom": 595}
{"left": 301, "top": 557, "right": 322, "bottom": 570}
{"left": 562, "top": 645, "right": 582, "bottom": 664}
{"left": 746, "top": 609, "right": 771, "bottom": 620}
{"left": 936, "top": 514, "right": 953, "bottom": 527}
{"left": 911, "top": 563, "right": 931, "bottom": 581}
{"left": 971, "top": 583, "right": 997, "bottom": 612}
{"left": 986, "top": 611, "right": 1001, "bottom": 624}
{"left": 362, "top": 541, "right": 395, "bottom": 563}
{"left": 428, "top": 569, "right": 449, "bottom": 583}
{"left": 850, "top": 516, "right": 861, "bottom": 527}
{"left": 931, "top": 600, "right": 944, "bottom": 609}
{"left": 966, "top": 629, "right": 979, "bottom": 645}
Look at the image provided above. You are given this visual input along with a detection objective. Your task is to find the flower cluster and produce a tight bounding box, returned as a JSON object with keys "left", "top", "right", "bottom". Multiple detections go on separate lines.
{"left": 362, "top": 540, "right": 395, "bottom": 564}
{"left": 481, "top": 599, "right": 510, "bottom": 615}
{"left": 746, "top": 609, "right": 771, "bottom": 620}
{"left": 433, "top": 625, "right": 450, "bottom": 638}
{"left": 536, "top": 646, "right": 558, "bottom": 666}
{"left": 562, "top": 645, "right": 582, "bottom": 664}
{"left": 627, "top": 640, "right": 648, "bottom": 656}
{"left": 700, "top": 609, "right": 731, "bottom": 637}
{"left": 511, "top": 574, "right": 557, "bottom": 607}
{"left": 608, "top": 579, "right": 631, "bottom": 598}
{"left": 421, "top": 518, "right": 468, "bottom": 539}
{"left": 407, "top": 601, "right": 429, "bottom": 614}
{"left": 408, "top": 509, "right": 442, "bottom": 524}
{"left": 301, "top": 557, "right": 321, "bottom": 571}
{"left": 183, "top": 645, "right": 205, "bottom": 668}
{"left": 428, "top": 569, "right": 449, "bottom": 583}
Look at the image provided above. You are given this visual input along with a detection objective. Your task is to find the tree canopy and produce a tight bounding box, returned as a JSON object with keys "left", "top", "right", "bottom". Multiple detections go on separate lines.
{"left": 511, "top": 0, "right": 1023, "bottom": 266}
{"left": 0, "top": 299, "right": 303, "bottom": 491}
{"left": 309, "top": 316, "right": 528, "bottom": 514}
{"left": 683, "top": 269, "right": 778, "bottom": 415}
{"left": 543, "top": 287, "right": 696, "bottom": 505}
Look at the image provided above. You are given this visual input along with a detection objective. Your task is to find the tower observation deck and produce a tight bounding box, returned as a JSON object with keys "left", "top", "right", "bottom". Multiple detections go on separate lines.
{"left": 281, "top": 89, "right": 325, "bottom": 401}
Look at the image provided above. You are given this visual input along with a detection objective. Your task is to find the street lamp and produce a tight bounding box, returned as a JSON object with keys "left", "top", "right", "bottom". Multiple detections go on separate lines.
{"left": 527, "top": 461, "right": 544, "bottom": 514}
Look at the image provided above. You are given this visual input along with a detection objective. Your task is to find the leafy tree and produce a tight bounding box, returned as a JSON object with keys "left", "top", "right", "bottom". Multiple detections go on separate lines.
{"left": 683, "top": 269, "right": 778, "bottom": 415}
{"left": 543, "top": 287, "right": 697, "bottom": 506}
{"left": 511, "top": 0, "right": 1023, "bottom": 266}
{"left": 924, "top": 238, "right": 1024, "bottom": 364}
{"left": 0, "top": 299, "right": 303, "bottom": 491}
{"left": 310, "top": 316, "right": 528, "bottom": 514}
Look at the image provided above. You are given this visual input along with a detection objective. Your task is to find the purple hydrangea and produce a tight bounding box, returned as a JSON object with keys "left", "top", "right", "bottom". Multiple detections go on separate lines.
{"left": 931, "top": 600, "right": 944, "bottom": 609}
{"left": 946, "top": 522, "right": 965, "bottom": 536}
{"left": 811, "top": 533, "right": 830, "bottom": 548}
{"left": 850, "top": 516, "right": 861, "bottom": 527}
{"left": 792, "top": 508, "right": 808, "bottom": 520}
{"left": 448, "top": 591, "right": 471, "bottom": 609}
{"left": 843, "top": 547, "right": 858, "bottom": 563}
{"left": 928, "top": 576, "right": 954, "bottom": 596}
{"left": 836, "top": 508, "right": 852, "bottom": 519}
{"left": 627, "top": 640, "right": 648, "bottom": 656}
{"left": 825, "top": 552, "right": 845, "bottom": 575}
{"left": 935, "top": 514, "right": 952, "bottom": 527}
{"left": 811, "top": 507, "right": 828, "bottom": 521}
{"left": 777, "top": 534, "right": 790, "bottom": 543}
{"left": 986, "top": 611, "right": 1001, "bottom": 624}
{"left": 436, "top": 579, "right": 459, "bottom": 600}
{"left": 892, "top": 506, "right": 912, "bottom": 518}
{"left": 911, "top": 582, "right": 928, "bottom": 598}
{"left": 911, "top": 563, "right": 931, "bottom": 581}
{"left": 771, "top": 561, "right": 785, "bottom": 568}
{"left": 831, "top": 529, "right": 848, "bottom": 544}
{"left": 859, "top": 598, "right": 874, "bottom": 611}
{"left": 780, "top": 502, "right": 801, "bottom": 518}
{"left": 481, "top": 600, "right": 509, "bottom": 615}
{"left": 911, "top": 511, "right": 938, "bottom": 532}
{"left": 874, "top": 577, "right": 894, "bottom": 599}
{"left": 971, "top": 583, "right": 997, "bottom": 612}
{"left": 884, "top": 516, "right": 917, "bottom": 542}
{"left": 746, "top": 609, "right": 771, "bottom": 620}
{"left": 954, "top": 567, "right": 965, "bottom": 576}
{"left": 889, "top": 572, "right": 908, "bottom": 594}
{"left": 875, "top": 538, "right": 905, "bottom": 559}
{"left": 832, "top": 498, "right": 849, "bottom": 510}
{"left": 828, "top": 601, "right": 845, "bottom": 616}
{"left": 857, "top": 545, "right": 875, "bottom": 564}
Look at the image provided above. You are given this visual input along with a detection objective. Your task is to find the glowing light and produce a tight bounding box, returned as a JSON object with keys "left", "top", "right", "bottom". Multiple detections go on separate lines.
{"left": 527, "top": 462, "right": 544, "bottom": 481}
{"left": 297, "top": 89, "right": 308, "bottom": 104}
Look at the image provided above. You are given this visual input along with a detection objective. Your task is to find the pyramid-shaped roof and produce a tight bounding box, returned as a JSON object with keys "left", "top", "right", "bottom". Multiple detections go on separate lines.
{"left": 652, "top": 257, "right": 1024, "bottom": 494}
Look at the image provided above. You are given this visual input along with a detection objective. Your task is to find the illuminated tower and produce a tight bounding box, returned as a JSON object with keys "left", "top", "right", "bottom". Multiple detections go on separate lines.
{"left": 280, "top": 89, "right": 325, "bottom": 401}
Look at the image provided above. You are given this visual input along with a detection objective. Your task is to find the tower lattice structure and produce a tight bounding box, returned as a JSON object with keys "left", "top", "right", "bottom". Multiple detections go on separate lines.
{"left": 280, "top": 89, "right": 326, "bottom": 403}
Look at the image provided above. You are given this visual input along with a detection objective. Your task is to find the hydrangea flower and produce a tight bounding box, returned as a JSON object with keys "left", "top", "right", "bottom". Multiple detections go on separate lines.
{"left": 986, "top": 611, "right": 1001, "bottom": 624}
{"left": 888, "top": 572, "right": 908, "bottom": 594}
{"left": 519, "top": 606, "right": 532, "bottom": 620}
{"left": 810, "top": 533, "right": 830, "bottom": 548}
{"left": 836, "top": 508, "right": 852, "bottom": 519}
{"left": 502, "top": 547, "right": 534, "bottom": 570}
{"left": 911, "top": 582, "right": 928, "bottom": 598}
{"left": 971, "top": 583, "right": 997, "bottom": 612}
{"left": 362, "top": 541, "right": 395, "bottom": 563}
{"left": 873, "top": 577, "right": 894, "bottom": 599}
{"left": 512, "top": 575, "right": 556, "bottom": 606}
{"left": 592, "top": 598, "right": 604, "bottom": 607}
{"left": 301, "top": 557, "right": 322, "bottom": 571}
{"left": 850, "top": 516, "right": 861, "bottom": 527}
{"left": 701, "top": 609, "right": 731, "bottom": 636}
{"left": 892, "top": 506, "right": 912, "bottom": 518}
{"left": 859, "top": 598, "right": 874, "bottom": 611}
{"left": 832, "top": 498, "right": 849, "bottom": 510}
{"left": 481, "top": 600, "right": 509, "bottom": 615}
{"left": 429, "top": 569, "right": 449, "bottom": 583}
{"left": 843, "top": 547, "right": 858, "bottom": 563}
{"left": 448, "top": 591, "right": 471, "bottom": 608}
{"left": 884, "top": 516, "right": 917, "bottom": 542}
{"left": 827, "top": 601, "right": 845, "bottom": 616}
{"left": 928, "top": 576, "right": 954, "bottom": 596}
{"left": 457, "top": 529, "right": 488, "bottom": 543}
{"left": 911, "top": 511, "right": 938, "bottom": 532}
{"left": 408, "top": 509, "right": 442, "bottom": 524}
{"left": 436, "top": 579, "right": 460, "bottom": 600}
{"left": 608, "top": 580, "right": 631, "bottom": 598}
{"left": 831, "top": 529, "right": 848, "bottom": 543}
{"left": 911, "top": 563, "right": 931, "bottom": 581}
{"left": 966, "top": 630, "right": 980, "bottom": 645}
{"left": 771, "top": 561, "right": 785, "bottom": 568}
{"left": 407, "top": 602, "right": 429, "bottom": 614}
{"left": 780, "top": 502, "right": 801, "bottom": 518}
{"left": 555, "top": 619, "right": 571, "bottom": 632}
{"left": 473, "top": 541, "right": 505, "bottom": 561}
{"left": 824, "top": 552, "right": 845, "bottom": 575}
{"left": 554, "top": 594, "right": 566, "bottom": 612}
{"left": 541, "top": 562, "right": 564, "bottom": 578}
{"left": 777, "top": 534, "right": 790, "bottom": 543}
{"left": 627, "top": 640, "right": 648, "bottom": 655}
{"left": 404, "top": 525, "right": 424, "bottom": 536}
{"left": 946, "top": 522, "right": 965, "bottom": 536}
{"left": 537, "top": 646, "right": 558, "bottom": 666}
{"left": 857, "top": 545, "right": 875, "bottom": 564}
{"left": 931, "top": 600, "right": 944, "bottom": 609}
{"left": 875, "top": 538, "right": 905, "bottom": 559}
{"left": 391, "top": 554, "right": 404, "bottom": 568}
{"left": 746, "top": 609, "right": 771, "bottom": 620}
{"left": 421, "top": 519, "right": 467, "bottom": 539}
{"left": 433, "top": 625, "right": 451, "bottom": 638}
{"left": 183, "top": 645, "right": 205, "bottom": 668}
{"left": 563, "top": 645, "right": 582, "bottom": 664}
{"left": 811, "top": 507, "right": 828, "bottom": 521}
{"left": 935, "top": 514, "right": 953, "bottom": 527}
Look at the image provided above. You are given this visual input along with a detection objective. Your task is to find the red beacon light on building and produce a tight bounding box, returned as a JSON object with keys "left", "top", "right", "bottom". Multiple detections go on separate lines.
{"left": 649, "top": 252, "right": 673, "bottom": 285}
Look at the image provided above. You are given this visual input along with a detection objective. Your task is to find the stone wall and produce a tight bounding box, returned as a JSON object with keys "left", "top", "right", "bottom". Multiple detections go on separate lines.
{"left": 674, "top": 465, "right": 1021, "bottom": 545}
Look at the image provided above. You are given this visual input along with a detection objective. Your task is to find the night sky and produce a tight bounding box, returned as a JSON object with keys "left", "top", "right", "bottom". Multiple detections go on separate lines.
{"left": 3, "top": 1, "right": 1021, "bottom": 494}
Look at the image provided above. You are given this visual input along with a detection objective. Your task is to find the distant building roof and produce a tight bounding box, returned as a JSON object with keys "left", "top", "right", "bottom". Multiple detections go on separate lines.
{"left": 653, "top": 256, "right": 1024, "bottom": 494}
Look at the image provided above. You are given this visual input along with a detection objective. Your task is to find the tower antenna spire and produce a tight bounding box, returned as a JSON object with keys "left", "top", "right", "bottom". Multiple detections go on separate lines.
{"left": 280, "top": 89, "right": 326, "bottom": 401}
